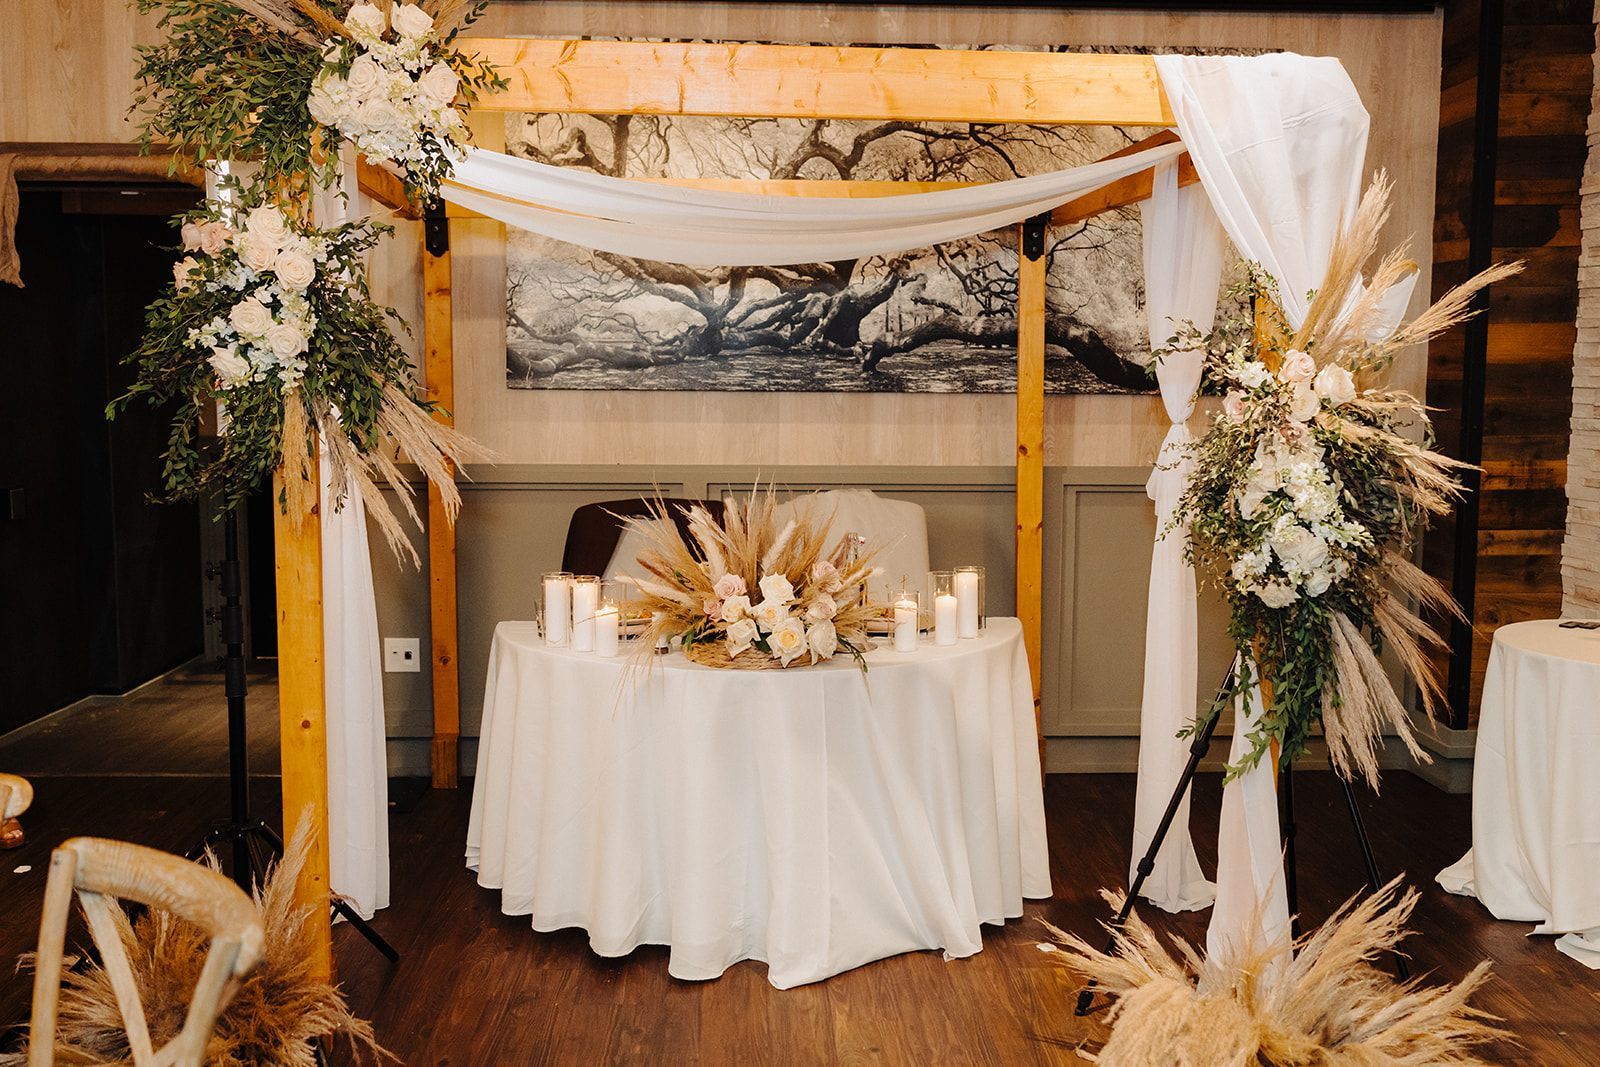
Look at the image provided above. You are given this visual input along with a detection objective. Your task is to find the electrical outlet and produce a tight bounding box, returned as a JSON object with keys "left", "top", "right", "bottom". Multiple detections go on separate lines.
{"left": 384, "top": 637, "right": 422, "bottom": 673}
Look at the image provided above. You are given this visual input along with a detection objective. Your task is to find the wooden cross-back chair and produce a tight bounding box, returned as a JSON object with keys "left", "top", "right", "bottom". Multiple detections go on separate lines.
{"left": 28, "top": 837, "right": 264, "bottom": 1067}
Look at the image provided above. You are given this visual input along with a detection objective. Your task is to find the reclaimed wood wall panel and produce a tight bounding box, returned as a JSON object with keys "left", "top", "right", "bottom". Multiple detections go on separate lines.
{"left": 1563, "top": 6, "right": 1600, "bottom": 618}
{"left": 1425, "top": 0, "right": 1592, "bottom": 720}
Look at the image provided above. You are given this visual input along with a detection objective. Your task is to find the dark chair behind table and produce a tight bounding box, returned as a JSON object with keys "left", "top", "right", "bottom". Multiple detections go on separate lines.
{"left": 561, "top": 498, "right": 726, "bottom": 578}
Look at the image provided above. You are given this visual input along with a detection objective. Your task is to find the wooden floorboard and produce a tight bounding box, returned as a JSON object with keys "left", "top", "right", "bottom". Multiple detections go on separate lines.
{"left": 0, "top": 675, "right": 1596, "bottom": 1063}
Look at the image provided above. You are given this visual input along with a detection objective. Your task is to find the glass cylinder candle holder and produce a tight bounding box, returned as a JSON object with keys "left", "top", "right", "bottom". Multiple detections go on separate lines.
{"left": 541, "top": 571, "right": 573, "bottom": 646}
{"left": 954, "top": 565, "right": 986, "bottom": 638}
{"left": 927, "top": 570, "right": 958, "bottom": 646}
{"left": 570, "top": 575, "right": 600, "bottom": 652}
{"left": 594, "top": 596, "right": 621, "bottom": 658}
{"left": 892, "top": 589, "right": 921, "bottom": 653}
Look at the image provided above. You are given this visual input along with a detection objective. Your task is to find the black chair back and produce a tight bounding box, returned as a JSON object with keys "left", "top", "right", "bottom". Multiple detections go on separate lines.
{"left": 561, "top": 497, "right": 725, "bottom": 577}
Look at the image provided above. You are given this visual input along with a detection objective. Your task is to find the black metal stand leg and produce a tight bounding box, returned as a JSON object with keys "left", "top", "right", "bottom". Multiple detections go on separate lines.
{"left": 1334, "top": 764, "right": 1411, "bottom": 982}
{"left": 1074, "top": 657, "right": 1238, "bottom": 1017}
{"left": 332, "top": 898, "right": 400, "bottom": 962}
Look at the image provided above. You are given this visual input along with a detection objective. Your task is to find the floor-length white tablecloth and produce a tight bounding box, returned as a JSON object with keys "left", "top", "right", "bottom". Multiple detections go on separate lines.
{"left": 1437, "top": 620, "right": 1600, "bottom": 968}
{"left": 466, "top": 617, "right": 1051, "bottom": 988}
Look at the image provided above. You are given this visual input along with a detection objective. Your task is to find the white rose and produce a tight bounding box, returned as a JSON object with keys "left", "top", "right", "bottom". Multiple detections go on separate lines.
{"left": 172, "top": 256, "right": 201, "bottom": 291}
{"left": 343, "top": 2, "right": 387, "bottom": 42}
{"left": 725, "top": 618, "right": 759, "bottom": 658}
{"left": 810, "top": 559, "right": 843, "bottom": 593}
{"left": 265, "top": 322, "right": 308, "bottom": 360}
{"left": 274, "top": 248, "right": 317, "bottom": 290}
{"left": 720, "top": 594, "right": 751, "bottom": 623}
{"left": 1254, "top": 581, "right": 1299, "bottom": 609}
{"left": 1288, "top": 380, "right": 1320, "bottom": 422}
{"left": 416, "top": 62, "right": 459, "bottom": 108}
{"left": 1278, "top": 348, "right": 1316, "bottom": 383}
{"left": 752, "top": 599, "right": 787, "bottom": 633}
{"left": 209, "top": 346, "right": 251, "bottom": 387}
{"left": 228, "top": 297, "right": 273, "bottom": 337}
{"left": 1271, "top": 524, "right": 1331, "bottom": 575}
{"left": 354, "top": 96, "right": 405, "bottom": 136}
{"left": 1236, "top": 463, "right": 1281, "bottom": 518}
{"left": 181, "top": 221, "right": 203, "bottom": 251}
{"left": 807, "top": 619, "right": 837, "bottom": 662}
{"left": 389, "top": 3, "right": 434, "bottom": 41}
{"left": 198, "top": 221, "right": 232, "bottom": 256}
{"left": 1303, "top": 569, "right": 1333, "bottom": 598}
{"left": 243, "top": 205, "right": 289, "bottom": 246}
{"left": 806, "top": 593, "right": 837, "bottom": 622}
{"left": 1313, "top": 364, "right": 1357, "bottom": 406}
{"left": 237, "top": 232, "right": 279, "bottom": 273}
{"left": 758, "top": 573, "right": 796, "bottom": 605}
{"left": 343, "top": 53, "right": 384, "bottom": 101}
{"left": 1236, "top": 361, "right": 1271, "bottom": 390}
{"left": 768, "top": 617, "right": 808, "bottom": 666}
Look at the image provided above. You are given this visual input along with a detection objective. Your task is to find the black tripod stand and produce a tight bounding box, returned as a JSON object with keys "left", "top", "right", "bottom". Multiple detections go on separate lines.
{"left": 189, "top": 511, "right": 398, "bottom": 964}
{"left": 1074, "top": 655, "right": 1408, "bottom": 1016}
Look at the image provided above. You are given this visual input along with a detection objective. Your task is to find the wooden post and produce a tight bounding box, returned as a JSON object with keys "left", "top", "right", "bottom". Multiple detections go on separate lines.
{"left": 273, "top": 460, "right": 333, "bottom": 983}
{"left": 1017, "top": 216, "right": 1048, "bottom": 774}
{"left": 424, "top": 204, "right": 461, "bottom": 789}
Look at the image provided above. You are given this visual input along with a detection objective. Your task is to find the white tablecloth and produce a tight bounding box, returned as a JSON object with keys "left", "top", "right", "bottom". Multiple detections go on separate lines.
{"left": 466, "top": 617, "right": 1051, "bottom": 988}
{"left": 1437, "top": 620, "right": 1600, "bottom": 967}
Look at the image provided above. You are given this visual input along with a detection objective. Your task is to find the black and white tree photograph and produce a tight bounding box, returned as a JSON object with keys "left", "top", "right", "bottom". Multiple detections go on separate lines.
{"left": 503, "top": 48, "right": 1165, "bottom": 395}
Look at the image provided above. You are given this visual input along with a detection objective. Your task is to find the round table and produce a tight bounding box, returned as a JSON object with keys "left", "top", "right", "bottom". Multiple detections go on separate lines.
{"left": 465, "top": 617, "right": 1051, "bottom": 989}
{"left": 1437, "top": 619, "right": 1600, "bottom": 968}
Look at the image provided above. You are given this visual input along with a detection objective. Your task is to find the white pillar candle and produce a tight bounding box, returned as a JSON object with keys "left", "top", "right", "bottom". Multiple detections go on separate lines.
{"left": 571, "top": 581, "right": 598, "bottom": 652}
{"left": 594, "top": 604, "right": 620, "bottom": 658}
{"left": 934, "top": 593, "right": 958, "bottom": 646}
{"left": 543, "top": 577, "right": 570, "bottom": 646}
{"left": 955, "top": 569, "right": 980, "bottom": 639}
{"left": 652, "top": 610, "right": 670, "bottom": 651}
{"left": 893, "top": 599, "right": 919, "bottom": 653}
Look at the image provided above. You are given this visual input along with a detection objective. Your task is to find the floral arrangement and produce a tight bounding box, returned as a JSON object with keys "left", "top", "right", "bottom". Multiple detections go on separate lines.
{"left": 624, "top": 489, "right": 883, "bottom": 669}
{"left": 134, "top": 0, "right": 503, "bottom": 202}
{"left": 117, "top": 186, "right": 483, "bottom": 564}
{"left": 1171, "top": 174, "right": 1521, "bottom": 785}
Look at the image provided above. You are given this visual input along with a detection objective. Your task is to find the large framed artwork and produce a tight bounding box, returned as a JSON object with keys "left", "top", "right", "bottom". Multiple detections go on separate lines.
{"left": 502, "top": 44, "right": 1224, "bottom": 396}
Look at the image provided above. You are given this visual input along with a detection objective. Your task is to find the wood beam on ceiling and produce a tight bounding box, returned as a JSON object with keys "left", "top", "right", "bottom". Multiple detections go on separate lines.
{"left": 460, "top": 39, "right": 1177, "bottom": 127}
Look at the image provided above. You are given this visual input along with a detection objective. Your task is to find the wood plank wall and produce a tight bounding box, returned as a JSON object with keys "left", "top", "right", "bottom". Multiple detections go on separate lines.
{"left": 1425, "top": 0, "right": 1592, "bottom": 722}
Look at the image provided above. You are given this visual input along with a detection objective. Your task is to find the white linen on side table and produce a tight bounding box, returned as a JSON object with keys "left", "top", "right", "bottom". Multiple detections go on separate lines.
{"left": 1437, "top": 620, "right": 1600, "bottom": 968}
{"left": 465, "top": 617, "right": 1050, "bottom": 989}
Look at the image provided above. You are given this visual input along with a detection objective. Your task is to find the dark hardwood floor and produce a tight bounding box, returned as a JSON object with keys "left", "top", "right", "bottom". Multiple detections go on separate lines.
{"left": 0, "top": 671, "right": 1596, "bottom": 1064}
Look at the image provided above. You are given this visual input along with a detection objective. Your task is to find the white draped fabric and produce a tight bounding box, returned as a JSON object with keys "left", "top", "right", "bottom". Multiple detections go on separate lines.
{"left": 314, "top": 149, "right": 390, "bottom": 919}
{"left": 1131, "top": 160, "right": 1226, "bottom": 913}
{"left": 1153, "top": 52, "right": 1404, "bottom": 962}
{"left": 441, "top": 140, "right": 1186, "bottom": 266}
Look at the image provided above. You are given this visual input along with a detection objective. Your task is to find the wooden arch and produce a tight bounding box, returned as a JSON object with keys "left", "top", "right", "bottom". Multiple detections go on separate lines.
{"left": 284, "top": 40, "right": 1199, "bottom": 979}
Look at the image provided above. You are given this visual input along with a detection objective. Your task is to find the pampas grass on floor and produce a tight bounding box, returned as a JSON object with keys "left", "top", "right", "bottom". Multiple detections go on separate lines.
{"left": 4, "top": 823, "right": 391, "bottom": 1066}
{"left": 1048, "top": 880, "right": 1504, "bottom": 1066}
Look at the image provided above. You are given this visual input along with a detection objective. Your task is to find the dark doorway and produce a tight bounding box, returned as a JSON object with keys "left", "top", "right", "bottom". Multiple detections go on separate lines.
{"left": 0, "top": 183, "right": 208, "bottom": 732}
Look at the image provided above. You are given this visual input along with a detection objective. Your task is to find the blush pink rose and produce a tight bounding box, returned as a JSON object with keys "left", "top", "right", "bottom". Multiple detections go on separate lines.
{"left": 713, "top": 573, "right": 746, "bottom": 600}
{"left": 703, "top": 598, "right": 724, "bottom": 622}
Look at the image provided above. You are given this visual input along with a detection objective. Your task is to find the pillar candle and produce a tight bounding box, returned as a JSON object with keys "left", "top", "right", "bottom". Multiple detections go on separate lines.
{"left": 934, "top": 593, "right": 958, "bottom": 646}
{"left": 544, "top": 577, "right": 570, "bottom": 646}
{"left": 955, "top": 569, "right": 980, "bottom": 639}
{"left": 571, "top": 581, "right": 598, "bottom": 652}
{"left": 893, "top": 599, "right": 919, "bottom": 653}
{"left": 594, "top": 604, "right": 620, "bottom": 658}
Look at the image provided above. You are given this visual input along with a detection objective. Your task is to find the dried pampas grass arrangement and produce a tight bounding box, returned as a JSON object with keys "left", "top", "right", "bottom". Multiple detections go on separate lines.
{"left": 3, "top": 822, "right": 391, "bottom": 1067}
{"left": 1047, "top": 880, "right": 1503, "bottom": 1066}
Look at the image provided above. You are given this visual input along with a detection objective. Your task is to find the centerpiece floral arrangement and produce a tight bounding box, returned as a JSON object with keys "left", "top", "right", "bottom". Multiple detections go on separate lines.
{"left": 134, "top": 0, "right": 504, "bottom": 201}
{"left": 624, "top": 489, "right": 884, "bottom": 669}
{"left": 119, "top": 187, "right": 482, "bottom": 564}
{"left": 1171, "top": 174, "right": 1521, "bottom": 786}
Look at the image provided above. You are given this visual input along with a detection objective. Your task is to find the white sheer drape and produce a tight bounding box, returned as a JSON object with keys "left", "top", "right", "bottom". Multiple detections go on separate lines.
{"left": 1154, "top": 52, "right": 1393, "bottom": 961}
{"left": 441, "top": 140, "right": 1186, "bottom": 266}
{"left": 1132, "top": 160, "right": 1226, "bottom": 913}
{"left": 314, "top": 149, "right": 390, "bottom": 919}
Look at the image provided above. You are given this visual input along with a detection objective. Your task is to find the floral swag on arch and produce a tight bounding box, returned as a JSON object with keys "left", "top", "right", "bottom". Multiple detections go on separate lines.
{"left": 120, "top": 0, "right": 504, "bottom": 556}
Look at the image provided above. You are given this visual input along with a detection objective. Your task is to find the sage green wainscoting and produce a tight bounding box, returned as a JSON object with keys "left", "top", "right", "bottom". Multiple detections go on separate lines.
{"left": 370, "top": 464, "right": 1445, "bottom": 781}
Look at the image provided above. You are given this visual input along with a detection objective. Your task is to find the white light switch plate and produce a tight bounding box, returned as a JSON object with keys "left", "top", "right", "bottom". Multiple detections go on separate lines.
{"left": 384, "top": 637, "right": 421, "bottom": 673}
